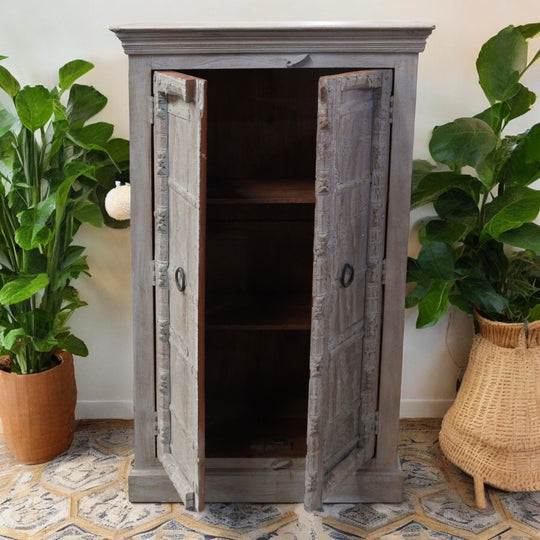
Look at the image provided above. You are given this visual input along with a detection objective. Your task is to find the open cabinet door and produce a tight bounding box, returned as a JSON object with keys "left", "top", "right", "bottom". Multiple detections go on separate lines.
{"left": 305, "top": 70, "right": 393, "bottom": 510}
{"left": 153, "top": 71, "right": 207, "bottom": 511}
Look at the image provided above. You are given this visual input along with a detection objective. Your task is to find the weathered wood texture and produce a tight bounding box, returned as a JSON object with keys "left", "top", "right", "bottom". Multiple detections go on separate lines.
{"left": 153, "top": 71, "right": 207, "bottom": 511}
{"left": 111, "top": 22, "right": 433, "bottom": 55}
{"left": 112, "top": 23, "right": 433, "bottom": 509}
{"left": 305, "top": 70, "right": 392, "bottom": 511}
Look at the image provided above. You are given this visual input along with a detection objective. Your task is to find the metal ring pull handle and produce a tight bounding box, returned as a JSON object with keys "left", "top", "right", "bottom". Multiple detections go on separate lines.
{"left": 175, "top": 267, "right": 186, "bottom": 292}
{"left": 340, "top": 263, "right": 355, "bottom": 288}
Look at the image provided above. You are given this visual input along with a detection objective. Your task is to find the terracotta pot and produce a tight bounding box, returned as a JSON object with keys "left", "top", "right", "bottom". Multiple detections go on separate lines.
{"left": 0, "top": 350, "right": 77, "bottom": 464}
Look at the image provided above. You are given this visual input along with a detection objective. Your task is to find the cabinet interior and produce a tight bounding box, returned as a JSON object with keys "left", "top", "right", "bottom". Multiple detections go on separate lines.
{"left": 196, "top": 68, "right": 343, "bottom": 459}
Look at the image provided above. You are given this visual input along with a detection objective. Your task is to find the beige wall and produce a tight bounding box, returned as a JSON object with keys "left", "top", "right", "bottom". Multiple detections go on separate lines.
{"left": 0, "top": 1, "right": 538, "bottom": 418}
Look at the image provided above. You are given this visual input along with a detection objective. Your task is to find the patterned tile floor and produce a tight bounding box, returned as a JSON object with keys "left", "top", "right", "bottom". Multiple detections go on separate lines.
{"left": 0, "top": 419, "right": 539, "bottom": 539}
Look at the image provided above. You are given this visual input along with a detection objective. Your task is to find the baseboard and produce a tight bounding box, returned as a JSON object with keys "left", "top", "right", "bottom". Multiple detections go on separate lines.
{"left": 75, "top": 400, "right": 133, "bottom": 419}
{"left": 400, "top": 398, "right": 453, "bottom": 418}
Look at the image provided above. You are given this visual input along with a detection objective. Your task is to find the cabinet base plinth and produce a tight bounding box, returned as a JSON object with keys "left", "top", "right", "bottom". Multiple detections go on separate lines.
{"left": 129, "top": 463, "right": 403, "bottom": 505}
{"left": 129, "top": 467, "right": 180, "bottom": 503}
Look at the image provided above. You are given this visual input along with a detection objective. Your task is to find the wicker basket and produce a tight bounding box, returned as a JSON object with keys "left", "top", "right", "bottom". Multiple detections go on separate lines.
{"left": 439, "top": 313, "right": 540, "bottom": 508}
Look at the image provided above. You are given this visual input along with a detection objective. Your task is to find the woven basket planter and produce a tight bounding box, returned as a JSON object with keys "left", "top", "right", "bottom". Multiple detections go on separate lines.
{"left": 439, "top": 313, "right": 540, "bottom": 508}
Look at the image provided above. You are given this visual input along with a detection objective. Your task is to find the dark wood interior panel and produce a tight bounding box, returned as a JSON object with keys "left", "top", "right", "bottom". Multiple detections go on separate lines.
{"left": 205, "top": 329, "right": 310, "bottom": 458}
{"left": 205, "top": 216, "right": 314, "bottom": 300}
{"left": 184, "top": 68, "right": 346, "bottom": 190}
{"left": 207, "top": 177, "right": 316, "bottom": 204}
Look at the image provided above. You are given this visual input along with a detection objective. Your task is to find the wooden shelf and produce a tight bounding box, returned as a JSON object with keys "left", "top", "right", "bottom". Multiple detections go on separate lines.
{"left": 206, "top": 293, "right": 311, "bottom": 330}
{"left": 207, "top": 178, "right": 315, "bottom": 204}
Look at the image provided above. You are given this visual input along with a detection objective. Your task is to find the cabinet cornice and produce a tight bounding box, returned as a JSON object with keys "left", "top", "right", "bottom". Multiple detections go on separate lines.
{"left": 111, "top": 22, "right": 434, "bottom": 55}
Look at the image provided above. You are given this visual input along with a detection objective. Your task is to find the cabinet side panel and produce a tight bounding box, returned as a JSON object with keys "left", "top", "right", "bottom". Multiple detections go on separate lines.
{"left": 129, "top": 56, "right": 157, "bottom": 470}
{"left": 377, "top": 55, "right": 419, "bottom": 468}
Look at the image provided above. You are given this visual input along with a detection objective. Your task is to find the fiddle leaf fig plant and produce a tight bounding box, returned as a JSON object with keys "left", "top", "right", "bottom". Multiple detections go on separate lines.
{"left": 0, "top": 58, "right": 129, "bottom": 374}
{"left": 407, "top": 23, "right": 540, "bottom": 328}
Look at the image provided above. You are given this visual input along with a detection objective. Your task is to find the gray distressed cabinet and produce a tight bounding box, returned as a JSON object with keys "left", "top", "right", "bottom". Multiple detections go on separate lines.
{"left": 112, "top": 22, "right": 432, "bottom": 511}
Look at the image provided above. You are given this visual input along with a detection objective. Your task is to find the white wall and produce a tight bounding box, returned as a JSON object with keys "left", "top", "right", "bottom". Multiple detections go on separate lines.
{"left": 0, "top": 1, "right": 538, "bottom": 418}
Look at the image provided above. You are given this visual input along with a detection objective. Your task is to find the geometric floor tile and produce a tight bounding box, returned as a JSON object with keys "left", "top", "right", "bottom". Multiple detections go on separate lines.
{"left": 197, "top": 502, "right": 284, "bottom": 529}
{"left": 127, "top": 518, "right": 208, "bottom": 539}
{"left": 44, "top": 523, "right": 100, "bottom": 539}
{"left": 322, "top": 499, "right": 416, "bottom": 532}
{"left": 42, "top": 447, "right": 121, "bottom": 493}
{"left": 498, "top": 491, "right": 540, "bottom": 531}
{"left": 401, "top": 456, "right": 446, "bottom": 489}
{"left": 0, "top": 419, "right": 539, "bottom": 539}
{"left": 0, "top": 483, "right": 69, "bottom": 533}
{"left": 378, "top": 520, "right": 467, "bottom": 539}
{"left": 421, "top": 487, "right": 503, "bottom": 534}
{"left": 77, "top": 483, "right": 171, "bottom": 530}
{"left": 323, "top": 523, "right": 367, "bottom": 538}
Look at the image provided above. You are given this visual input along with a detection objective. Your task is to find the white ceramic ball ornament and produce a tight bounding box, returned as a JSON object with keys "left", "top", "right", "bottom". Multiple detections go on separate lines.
{"left": 105, "top": 182, "right": 131, "bottom": 221}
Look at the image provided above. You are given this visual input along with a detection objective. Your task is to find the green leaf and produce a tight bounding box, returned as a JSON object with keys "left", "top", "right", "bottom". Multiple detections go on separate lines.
{"left": 104, "top": 137, "right": 129, "bottom": 164}
{"left": 429, "top": 117, "right": 497, "bottom": 171}
{"left": 406, "top": 257, "right": 422, "bottom": 283}
{"left": 416, "top": 280, "right": 452, "bottom": 328}
{"left": 474, "top": 103, "right": 507, "bottom": 133}
{"left": 0, "top": 108, "right": 16, "bottom": 138}
{"left": 33, "top": 335, "right": 58, "bottom": 353}
{"left": 15, "top": 85, "right": 54, "bottom": 131}
{"left": 58, "top": 333, "right": 88, "bottom": 356}
{"left": 0, "top": 130, "right": 16, "bottom": 163}
{"left": 2, "top": 328, "right": 26, "bottom": 350}
{"left": 0, "top": 64, "right": 20, "bottom": 98}
{"left": 422, "top": 219, "right": 469, "bottom": 245}
{"left": 72, "top": 200, "right": 104, "bottom": 227}
{"left": 59, "top": 59, "right": 93, "bottom": 91}
{"left": 66, "top": 84, "right": 107, "bottom": 126}
{"left": 499, "top": 223, "right": 540, "bottom": 253}
{"left": 505, "top": 83, "right": 537, "bottom": 122}
{"left": 522, "top": 123, "right": 540, "bottom": 163}
{"left": 405, "top": 281, "right": 429, "bottom": 308}
{"left": 502, "top": 135, "right": 540, "bottom": 187}
{"left": 517, "top": 23, "right": 540, "bottom": 40}
{"left": 449, "top": 294, "right": 474, "bottom": 314}
{"left": 411, "top": 171, "right": 481, "bottom": 209}
{"left": 59, "top": 285, "right": 88, "bottom": 312}
{"left": 15, "top": 196, "right": 56, "bottom": 250}
{"left": 61, "top": 246, "right": 86, "bottom": 268}
{"left": 72, "top": 122, "right": 114, "bottom": 146}
{"left": 417, "top": 242, "right": 456, "bottom": 280}
{"left": 0, "top": 274, "right": 49, "bottom": 305}
{"left": 528, "top": 303, "right": 540, "bottom": 322}
{"left": 434, "top": 189, "right": 479, "bottom": 223}
{"left": 483, "top": 186, "right": 540, "bottom": 240}
{"left": 457, "top": 278, "right": 509, "bottom": 316}
{"left": 477, "top": 25, "right": 528, "bottom": 103}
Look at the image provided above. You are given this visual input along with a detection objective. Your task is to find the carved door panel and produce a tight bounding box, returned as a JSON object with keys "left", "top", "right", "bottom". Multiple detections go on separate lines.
{"left": 305, "top": 69, "right": 393, "bottom": 510}
{"left": 153, "top": 71, "right": 207, "bottom": 511}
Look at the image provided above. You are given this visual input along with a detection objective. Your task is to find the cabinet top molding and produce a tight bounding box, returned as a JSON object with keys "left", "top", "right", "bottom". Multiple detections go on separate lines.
{"left": 111, "top": 22, "right": 434, "bottom": 55}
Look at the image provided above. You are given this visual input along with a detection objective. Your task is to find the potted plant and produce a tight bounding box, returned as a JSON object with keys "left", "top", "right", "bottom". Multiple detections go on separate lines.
{"left": 0, "top": 57, "right": 128, "bottom": 463}
{"left": 407, "top": 23, "right": 540, "bottom": 508}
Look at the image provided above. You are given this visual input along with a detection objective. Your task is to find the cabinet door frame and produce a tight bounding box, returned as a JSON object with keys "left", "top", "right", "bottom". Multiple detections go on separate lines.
{"left": 153, "top": 70, "right": 207, "bottom": 511}
{"left": 305, "top": 69, "right": 393, "bottom": 510}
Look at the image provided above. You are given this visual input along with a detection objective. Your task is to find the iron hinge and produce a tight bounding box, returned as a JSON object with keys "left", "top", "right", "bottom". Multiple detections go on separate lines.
{"left": 389, "top": 95, "right": 394, "bottom": 124}
{"left": 153, "top": 410, "right": 159, "bottom": 437}
{"left": 374, "top": 411, "right": 380, "bottom": 435}
{"left": 381, "top": 259, "right": 387, "bottom": 285}
{"left": 148, "top": 96, "right": 155, "bottom": 125}
{"left": 150, "top": 260, "right": 156, "bottom": 287}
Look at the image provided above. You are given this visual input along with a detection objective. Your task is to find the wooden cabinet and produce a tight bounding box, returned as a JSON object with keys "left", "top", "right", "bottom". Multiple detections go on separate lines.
{"left": 112, "top": 22, "right": 432, "bottom": 511}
